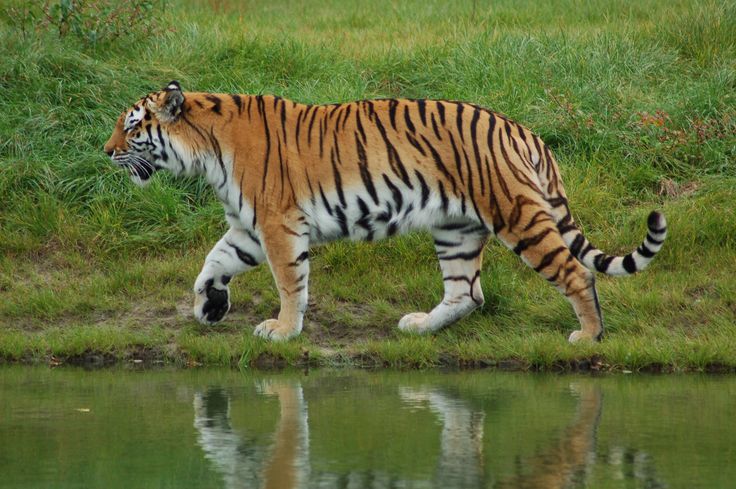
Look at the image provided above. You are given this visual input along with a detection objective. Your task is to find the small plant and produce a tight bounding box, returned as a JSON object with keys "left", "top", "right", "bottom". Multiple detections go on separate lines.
{"left": 1, "top": 0, "right": 166, "bottom": 46}
{"left": 628, "top": 109, "right": 736, "bottom": 175}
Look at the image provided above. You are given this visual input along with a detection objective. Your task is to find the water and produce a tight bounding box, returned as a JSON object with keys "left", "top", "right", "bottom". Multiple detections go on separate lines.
{"left": 0, "top": 367, "right": 734, "bottom": 489}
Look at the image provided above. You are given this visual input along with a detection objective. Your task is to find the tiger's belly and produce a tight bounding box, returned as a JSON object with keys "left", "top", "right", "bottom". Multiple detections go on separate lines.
{"left": 303, "top": 186, "right": 482, "bottom": 245}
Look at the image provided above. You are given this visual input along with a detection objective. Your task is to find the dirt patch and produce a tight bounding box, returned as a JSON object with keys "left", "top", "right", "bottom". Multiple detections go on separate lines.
{"left": 304, "top": 300, "right": 395, "bottom": 346}
{"left": 658, "top": 178, "right": 700, "bottom": 198}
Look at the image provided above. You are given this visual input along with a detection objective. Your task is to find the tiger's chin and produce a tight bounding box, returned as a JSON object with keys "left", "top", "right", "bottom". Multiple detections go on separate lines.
{"left": 128, "top": 163, "right": 161, "bottom": 186}
{"left": 130, "top": 174, "right": 153, "bottom": 187}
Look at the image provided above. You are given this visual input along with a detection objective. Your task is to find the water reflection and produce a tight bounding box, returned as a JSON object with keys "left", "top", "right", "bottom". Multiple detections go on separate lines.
{"left": 493, "top": 383, "right": 601, "bottom": 489}
{"left": 194, "top": 381, "right": 309, "bottom": 489}
{"left": 2, "top": 368, "right": 730, "bottom": 488}
{"left": 399, "top": 385, "right": 485, "bottom": 487}
{"left": 192, "top": 377, "right": 669, "bottom": 489}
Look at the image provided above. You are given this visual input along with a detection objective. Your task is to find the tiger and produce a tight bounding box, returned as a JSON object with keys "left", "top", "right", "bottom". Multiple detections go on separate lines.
{"left": 103, "top": 81, "right": 667, "bottom": 343}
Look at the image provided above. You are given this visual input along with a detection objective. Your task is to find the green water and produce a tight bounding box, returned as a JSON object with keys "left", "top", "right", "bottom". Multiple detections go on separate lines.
{"left": 1, "top": 367, "right": 734, "bottom": 488}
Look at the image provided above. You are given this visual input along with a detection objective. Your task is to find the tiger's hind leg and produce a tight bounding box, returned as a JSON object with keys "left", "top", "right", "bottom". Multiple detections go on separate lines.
{"left": 497, "top": 210, "right": 604, "bottom": 343}
{"left": 399, "top": 224, "right": 489, "bottom": 334}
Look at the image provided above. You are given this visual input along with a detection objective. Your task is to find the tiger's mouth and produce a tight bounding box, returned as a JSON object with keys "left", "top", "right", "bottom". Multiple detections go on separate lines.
{"left": 111, "top": 153, "right": 159, "bottom": 184}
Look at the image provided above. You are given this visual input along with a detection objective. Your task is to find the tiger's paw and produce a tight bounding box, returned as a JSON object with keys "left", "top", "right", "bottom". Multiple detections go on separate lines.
{"left": 398, "top": 312, "right": 431, "bottom": 334}
{"left": 568, "top": 330, "right": 600, "bottom": 344}
{"left": 254, "top": 319, "right": 300, "bottom": 342}
{"left": 193, "top": 279, "right": 230, "bottom": 325}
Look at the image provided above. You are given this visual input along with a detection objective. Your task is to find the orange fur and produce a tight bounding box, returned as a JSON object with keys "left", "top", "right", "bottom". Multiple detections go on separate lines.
{"left": 105, "top": 82, "right": 667, "bottom": 342}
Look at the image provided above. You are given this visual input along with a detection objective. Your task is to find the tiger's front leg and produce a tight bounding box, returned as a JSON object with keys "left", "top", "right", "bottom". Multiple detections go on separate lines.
{"left": 194, "top": 227, "right": 266, "bottom": 325}
{"left": 253, "top": 219, "right": 310, "bottom": 342}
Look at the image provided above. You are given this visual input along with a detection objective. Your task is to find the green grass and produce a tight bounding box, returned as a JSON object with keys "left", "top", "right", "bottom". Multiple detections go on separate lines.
{"left": 1, "top": 0, "right": 735, "bottom": 371}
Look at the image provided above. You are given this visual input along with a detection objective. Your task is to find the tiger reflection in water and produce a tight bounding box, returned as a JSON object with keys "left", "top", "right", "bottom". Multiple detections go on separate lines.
{"left": 193, "top": 381, "right": 663, "bottom": 488}
{"left": 193, "top": 381, "right": 309, "bottom": 489}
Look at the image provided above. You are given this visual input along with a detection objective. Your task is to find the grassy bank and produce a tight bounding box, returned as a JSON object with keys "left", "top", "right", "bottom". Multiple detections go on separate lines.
{"left": 1, "top": 0, "right": 735, "bottom": 371}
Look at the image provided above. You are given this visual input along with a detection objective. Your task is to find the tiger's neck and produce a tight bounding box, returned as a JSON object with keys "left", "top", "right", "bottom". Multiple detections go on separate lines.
{"left": 168, "top": 93, "right": 328, "bottom": 228}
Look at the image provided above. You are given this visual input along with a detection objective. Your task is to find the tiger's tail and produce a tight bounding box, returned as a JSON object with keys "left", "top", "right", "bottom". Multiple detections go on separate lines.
{"left": 554, "top": 206, "right": 667, "bottom": 276}
{"left": 534, "top": 140, "right": 668, "bottom": 276}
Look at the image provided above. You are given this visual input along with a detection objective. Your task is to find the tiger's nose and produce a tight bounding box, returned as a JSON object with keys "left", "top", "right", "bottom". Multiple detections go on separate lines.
{"left": 105, "top": 148, "right": 114, "bottom": 157}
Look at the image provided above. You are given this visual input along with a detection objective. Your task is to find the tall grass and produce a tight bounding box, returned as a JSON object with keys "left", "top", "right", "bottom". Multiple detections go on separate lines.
{"left": 1, "top": 0, "right": 735, "bottom": 368}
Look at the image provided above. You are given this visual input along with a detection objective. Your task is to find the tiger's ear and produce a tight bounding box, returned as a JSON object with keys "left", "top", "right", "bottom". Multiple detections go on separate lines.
{"left": 146, "top": 81, "right": 184, "bottom": 123}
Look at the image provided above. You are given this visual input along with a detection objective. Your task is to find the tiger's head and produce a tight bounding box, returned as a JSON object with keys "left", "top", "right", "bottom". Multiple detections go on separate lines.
{"left": 104, "top": 81, "right": 186, "bottom": 186}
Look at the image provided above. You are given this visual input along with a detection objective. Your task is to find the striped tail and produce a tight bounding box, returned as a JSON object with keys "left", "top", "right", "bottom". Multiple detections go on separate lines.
{"left": 557, "top": 209, "right": 668, "bottom": 276}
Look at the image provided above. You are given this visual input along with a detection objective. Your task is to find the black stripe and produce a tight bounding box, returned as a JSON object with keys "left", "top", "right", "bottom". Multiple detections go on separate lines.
{"left": 434, "top": 239, "right": 461, "bottom": 247}
{"left": 512, "top": 228, "right": 554, "bottom": 255}
{"left": 206, "top": 126, "right": 228, "bottom": 189}
{"left": 205, "top": 95, "right": 222, "bottom": 115}
{"left": 307, "top": 106, "right": 318, "bottom": 146}
{"left": 456, "top": 103, "right": 465, "bottom": 142}
{"left": 363, "top": 100, "right": 375, "bottom": 118}
{"left": 437, "top": 101, "right": 446, "bottom": 125}
{"left": 230, "top": 94, "right": 243, "bottom": 114}
{"left": 438, "top": 247, "right": 483, "bottom": 261}
{"left": 646, "top": 233, "right": 664, "bottom": 245}
{"left": 372, "top": 111, "right": 413, "bottom": 188}
{"left": 569, "top": 233, "right": 585, "bottom": 257}
{"left": 277, "top": 137, "right": 286, "bottom": 197}
{"left": 245, "top": 229, "right": 260, "bottom": 245}
{"left": 548, "top": 196, "right": 567, "bottom": 208}
{"left": 638, "top": 244, "right": 656, "bottom": 258}
{"left": 421, "top": 135, "right": 456, "bottom": 192}
{"left": 289, "top": 251, "right": 309, "bottom": 267}
{"left": 406, "top": 132, "right": 426, "bottom": 156}
{"left": 229, "top": 242, "right": 258, "bottom": 267}
{"left": 319, "top": 113, "right": 326, "bottom": 158}
{"left": 431, "top": 113, "right": 442, "bottom": 139}
{"left": 382, "top": 174, "right": 403, "bottom": 211}
{"left": 356, "top": 134, "right": 379, "bottom": 204}
{"left": 356, "top": 111, "right": 367, "bottom": 143}
{"left": 318, "top": 183, "right": 333, "bottom": 216}
{"left": 333, "top": 131, "right": 343, "bottom": 165}
{"left": 437, "top": 222, "right": 470, "bottom": 231}
{"left": 534, "top": 246, "right": 566, "bottom": 272}
{"left": 355, "top": 197, "right": 374, "bottom": 240}
{"left": 622, "top": 254, "right": 637, "bottom": 273}
{"left": 442, "top": 275, "right": 472, "bottom": 283}
{"left": 280, "top": 101, "right": 288, "bottom": 141}
{"left": 415, "top": 170, "right": 430, "bottom": 209}
{"left": 341, "top": 104, "right": 352, "bottom": 131}
{"left": 334, "top": 206, "right": 349, "bottom": 236}
{"left": 417, "top": 99, "right": 427, "bottom": 126}
{"left": 404, "top": 105, "right": 416, "bottom": 133}
{"left": 580, "top": 241, "right": 596, "bottom": 259}
{"left": 448, "top": 132, "right": 464, "bottom": 185}
{"left": 388, "top": 100, "right": 399, "bottom": 130}
{"left": 295, "top": 108, "right": 304, "bottom": 152}
{"left": 593, "top": 254, "right": 615, "bottom": 273}
{"left": 257, "top": 97, "right": 271, "bottom": 192}
{"left": 438, "top": 181, "right": 449, "bottom": 213}
{"left": 331, "top": 149, "right": 346, "bottom": 207}
{"left": 252, "top": 198, "right": 257, "bottom": 229}
{"left": 470, "top": 107, "right": 485, "bottom": 195}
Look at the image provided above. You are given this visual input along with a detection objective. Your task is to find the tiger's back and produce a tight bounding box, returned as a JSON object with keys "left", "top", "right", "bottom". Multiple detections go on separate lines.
{"left": 232, "top": 96, "right": 543, "bottom": 242}
{"left": 104, "top": 82, "right": 667, "bottom": 342}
